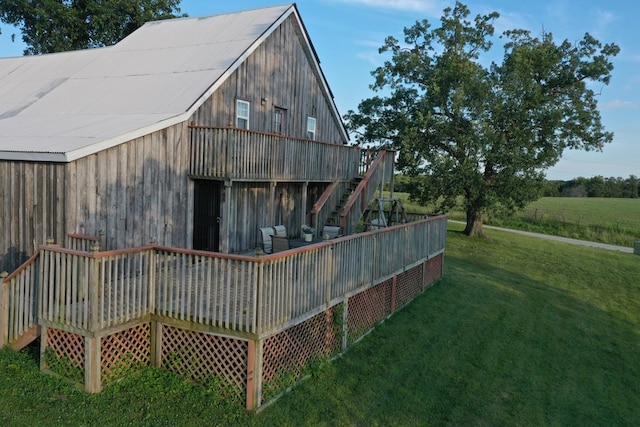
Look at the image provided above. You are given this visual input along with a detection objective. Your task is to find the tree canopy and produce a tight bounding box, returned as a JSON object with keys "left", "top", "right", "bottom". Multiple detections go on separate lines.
{"left": 0, "top": 0, "right": 184, "bottom": 55}
{"left": 344, "top": 1, "right": 620, "bottom": 237}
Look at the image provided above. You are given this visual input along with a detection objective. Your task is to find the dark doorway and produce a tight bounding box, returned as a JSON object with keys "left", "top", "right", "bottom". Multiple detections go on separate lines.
{"left": 193, "top": 180, "right": 222, "bottom": 252}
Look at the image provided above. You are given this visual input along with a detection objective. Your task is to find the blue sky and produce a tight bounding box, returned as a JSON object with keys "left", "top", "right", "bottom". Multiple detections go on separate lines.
{"left": 1, "top": 0, "right": 638, "bottom": 180}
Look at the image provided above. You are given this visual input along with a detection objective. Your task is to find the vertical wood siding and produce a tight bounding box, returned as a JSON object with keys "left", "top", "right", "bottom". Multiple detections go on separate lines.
{"left": 190, "top": 15, "right": 347, "bottom": 145}
{"left": 0, "top": 123, "right": 191, "bottom": 272}
{"left": 67, "top": 123, "right": 191, "bottom": 252}
{"left": 224, "top": 182, "right": 305, "bottom": 254}
{"left": 0, "top": 162, "right": 65, "bottom": 273}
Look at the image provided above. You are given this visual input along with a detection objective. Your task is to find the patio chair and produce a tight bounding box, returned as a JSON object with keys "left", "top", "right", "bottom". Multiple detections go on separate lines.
{"left": 273, "top": 224, "right": 287, "bottom": 237}
{"left": 272, "top": 235, "right": 291, "bottom": 253}
{"left": 259, "top": 226, "right": 275, "bottom": 254}
{"left": 322, "top": 226, "right": 341, "bottom": 239}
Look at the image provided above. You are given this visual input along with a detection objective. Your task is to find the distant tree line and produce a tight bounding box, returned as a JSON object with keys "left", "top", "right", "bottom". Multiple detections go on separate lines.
{"left": 543, "top": 176, "right": 639, "bottom": 198}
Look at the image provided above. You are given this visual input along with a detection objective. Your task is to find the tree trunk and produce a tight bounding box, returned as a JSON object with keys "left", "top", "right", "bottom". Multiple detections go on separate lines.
{"left": 463, "top": 208, "right": 486, "bottom": 237}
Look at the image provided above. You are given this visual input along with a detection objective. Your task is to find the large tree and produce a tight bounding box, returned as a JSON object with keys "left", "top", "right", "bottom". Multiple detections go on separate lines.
{"left": 0, "top": 0, "right": 184, "bottom": 55}
{"left": 345, "top": 2, "right": 619, "bottom": 237}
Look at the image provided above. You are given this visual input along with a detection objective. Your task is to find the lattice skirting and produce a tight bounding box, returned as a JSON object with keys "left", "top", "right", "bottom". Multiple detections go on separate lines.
{"left": 44, "top": 327, "right": 85, "bottom": 381}
{"left": 43, "top": 323, "right": 151, "bottom": 384}
{"left": 261, "top": 307, "right": 341, "bottom": 402}
{"left": 346, "top": 258, "right": 441, "bottom": 345}
{"left": 101, "top": 324, "right": 151, "bottom": 382}
{"left": 40, "top": 254, "right": 444, "bottom": 410}
{"left": 347, "top": 279, "right": 393, "bottom": 345}
{"left": 161, "top": 325, "right": 248, "bottom": 399}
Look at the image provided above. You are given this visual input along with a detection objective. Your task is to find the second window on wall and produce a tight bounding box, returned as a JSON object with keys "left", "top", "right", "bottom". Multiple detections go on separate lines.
{"left": 236, "top": 100, "right": 250, "bottom": 129}
{"left": 307, "top": 116, "right": 316, "bottom": 140}
{"left": 273, "top": 107, "right": 286, "bottom": 134}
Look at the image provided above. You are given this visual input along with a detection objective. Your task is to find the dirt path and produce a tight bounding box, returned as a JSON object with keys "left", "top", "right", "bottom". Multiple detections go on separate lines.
{"left": 448, "top": 220, "right": 635, "bottom": 254}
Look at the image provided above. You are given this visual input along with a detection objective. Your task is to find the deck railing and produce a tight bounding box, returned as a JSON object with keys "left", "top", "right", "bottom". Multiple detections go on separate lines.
{"left": 66, "top": 233, "right": 102, "bottom": 252}
{"left": 4, "top": 215, "right": 447, "bottom": 342}
{"left": 189, "top": 126, "right": 360, "bottom": 181}
{"left": 0, "top": 253, "right": 39, "bottom": 349}
{"left": 38, "top": 246, "right": 156, "bottom": 334}
{"left": 153, "top": 249, "right": 259, "bottom": 334}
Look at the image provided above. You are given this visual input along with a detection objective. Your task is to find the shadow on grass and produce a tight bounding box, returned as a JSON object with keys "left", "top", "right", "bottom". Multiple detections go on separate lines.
{"left": 254, "top": 250, "right": 640, "bottom": 426}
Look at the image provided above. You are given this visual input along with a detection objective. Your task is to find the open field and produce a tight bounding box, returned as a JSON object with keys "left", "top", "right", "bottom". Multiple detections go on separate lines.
{"left": 1, "top": 223, "right": 639, "bottom": 425}
{"left": 394, "top": 193, "right": 640, "bottom": 247}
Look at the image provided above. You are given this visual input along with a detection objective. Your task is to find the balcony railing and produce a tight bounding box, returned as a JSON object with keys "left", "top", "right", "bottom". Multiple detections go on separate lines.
{"left": 189, "top": 126, "right": 361, "bottom": 181}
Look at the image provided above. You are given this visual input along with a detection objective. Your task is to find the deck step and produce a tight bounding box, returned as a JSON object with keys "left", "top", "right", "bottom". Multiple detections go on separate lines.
{"left": 9, "top": 325, "right": 40, "bottom": 351}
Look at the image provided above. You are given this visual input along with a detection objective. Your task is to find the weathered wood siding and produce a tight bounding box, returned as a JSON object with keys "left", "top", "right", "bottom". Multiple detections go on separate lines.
{"left": 223, "top": 181, "right": 309, "bottom": 253}
{"left": 0, "top": 162, "right": 66, "bottom": 273}
{"left": 190, "top": 15, "right": 347, "bottom": 145}
{"left": 65, "top": 123, "right": 191, "bottom": 252}
{"left": 225, "top": 182, "right": 270, "bottom": 253}
{"left": 0, "top": 123, "right": 191, "bottom": 272}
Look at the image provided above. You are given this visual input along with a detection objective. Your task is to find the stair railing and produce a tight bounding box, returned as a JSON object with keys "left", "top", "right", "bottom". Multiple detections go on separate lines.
{"left": 0, "top": 252, "right": 40, "bottom": 350}
{"left": 340, "top": 149, "right": 395, "bottom": 235}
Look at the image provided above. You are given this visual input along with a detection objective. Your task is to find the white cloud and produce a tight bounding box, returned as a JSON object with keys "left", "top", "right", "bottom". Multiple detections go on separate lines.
{"left": 600, "top": 99, "right": 640, "bottom": 109}
{"left": 335, "top": 0, "right": 443, "bottom": 14}
{"left": 490, "top": 10, "right": 530, "bottom": 35}
{"left": 594, "top": 10, "right": 616, "bottom": 27}
{"left": 356, "top": 50, "right": 383, "bottom": 67}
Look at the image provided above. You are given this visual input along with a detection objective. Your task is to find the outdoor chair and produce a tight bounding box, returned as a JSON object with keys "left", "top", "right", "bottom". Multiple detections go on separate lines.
{"left": 258, "top": 225, "right": 289, "bottom": 254}
{"left": 273, "top": 225, "right": 287, "bottom": 237}
{"left": 259, "top": 226, "right": 275, "bottom": 253}
{"left": 322, "top": 226, "right": 341, "bottom": 239}
{"left": 272, "top": 235, "right": 291, "bottom": 253}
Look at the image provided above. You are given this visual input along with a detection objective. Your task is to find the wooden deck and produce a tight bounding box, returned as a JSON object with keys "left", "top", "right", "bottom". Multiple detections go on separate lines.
{"left": 1, "top": 215, "right": 447, "bottom": 347}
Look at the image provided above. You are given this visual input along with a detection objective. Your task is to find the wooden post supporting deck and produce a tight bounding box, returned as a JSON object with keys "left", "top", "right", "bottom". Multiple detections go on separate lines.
{"left": 85, "top": 336, "right": 102, "bottom": 393}
{"left": 390, "top": 275, "right": 397, "bottom": 314}
{"left": 246, "top": 339, "right": 263, "bottom": 410}
{"left": 150, "top": 321, "right": 163, "bottom": 367}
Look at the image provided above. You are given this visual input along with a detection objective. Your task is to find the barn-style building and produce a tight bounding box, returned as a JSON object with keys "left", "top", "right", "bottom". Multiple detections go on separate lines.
{"left": 0, "top": 4, "right": 446, "bottom": 410}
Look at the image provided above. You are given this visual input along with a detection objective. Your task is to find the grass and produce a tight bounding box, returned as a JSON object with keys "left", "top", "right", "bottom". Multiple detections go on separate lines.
{"left": 2, "top": 223, "right": 640, "bottom": 425}
{"left": 392, "top": 192, "right": 640, "bottom": 247}
{"left": 484, "top": 197, "right": 640, "bottom": 247}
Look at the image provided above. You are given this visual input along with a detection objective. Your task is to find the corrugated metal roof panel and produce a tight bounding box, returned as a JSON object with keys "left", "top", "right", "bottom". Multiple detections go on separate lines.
{"left": 0, "top": 4, "right": 293, "bottom": 162}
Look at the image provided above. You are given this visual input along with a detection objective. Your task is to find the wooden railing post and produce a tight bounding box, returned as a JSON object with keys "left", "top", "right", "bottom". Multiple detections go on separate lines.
{"left": 255, "top": 261, "right": 263, "bottom": 335}
{"left": 148, "top": 248, "right": 156, "bottom": 314}
{"left": 89, "top": 246, "right": 100, "bottom": 332}
{"left": 0, "top": 271, "right": 8, "bottom": 349}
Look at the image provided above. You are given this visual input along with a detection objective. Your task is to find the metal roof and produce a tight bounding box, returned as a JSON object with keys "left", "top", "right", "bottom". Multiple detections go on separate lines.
{"left": 0, "top": 4, "right": 334, "bottom": 162}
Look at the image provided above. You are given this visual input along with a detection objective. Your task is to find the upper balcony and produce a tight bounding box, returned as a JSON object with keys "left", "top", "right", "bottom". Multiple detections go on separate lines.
{"left": 189, "top": 126, "right": 361, "bottom": 182}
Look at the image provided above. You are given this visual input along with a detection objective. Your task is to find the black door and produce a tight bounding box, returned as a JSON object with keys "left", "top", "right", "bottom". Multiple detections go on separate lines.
{"left": 193, "top": 180, "right": 222, "bottom": 252}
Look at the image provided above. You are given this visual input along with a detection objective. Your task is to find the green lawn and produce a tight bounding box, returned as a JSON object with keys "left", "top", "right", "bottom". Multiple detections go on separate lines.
{"left": 1, "top": 223, "right": 639, "bottom": 425}
{"left": 485, "top": 197, "right": 640, "bottom": 247}
{"left": 393, "top": 193, "right": 640, "bottom": 247}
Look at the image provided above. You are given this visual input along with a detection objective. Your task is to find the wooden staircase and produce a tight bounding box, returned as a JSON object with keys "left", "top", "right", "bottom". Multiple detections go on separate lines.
{"left": 310, "top": 148, "right": 395, "bottom": 236}
{"left": 324, "top": 177, "right": 362, "bottom": 227}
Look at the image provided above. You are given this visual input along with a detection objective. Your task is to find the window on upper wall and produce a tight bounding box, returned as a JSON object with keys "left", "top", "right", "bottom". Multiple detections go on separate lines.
{"left": 236, "top": 100, "right": 250, "bottom": 129}
{"left": 306, "top": 116, "right": 316, "bottom": 140}
{"left": 273, "top": 107, "right": 286, "bottom": 134}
